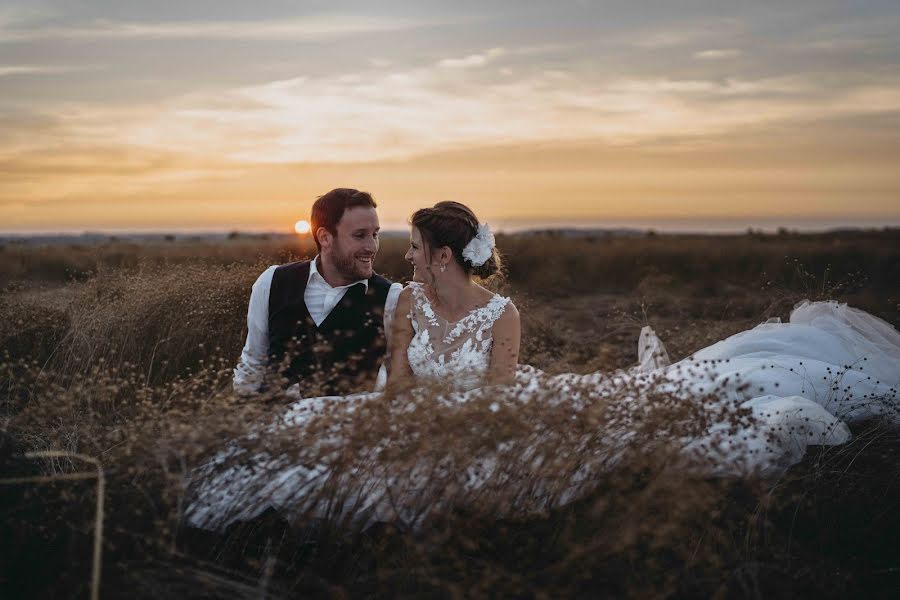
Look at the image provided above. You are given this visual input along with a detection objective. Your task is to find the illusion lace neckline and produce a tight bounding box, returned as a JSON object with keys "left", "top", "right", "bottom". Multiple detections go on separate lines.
{"left": 411, "top": 283, "right": 502, "bottom": 326}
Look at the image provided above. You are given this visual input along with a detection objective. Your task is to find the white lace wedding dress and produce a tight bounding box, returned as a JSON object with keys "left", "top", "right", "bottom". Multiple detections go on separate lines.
{"left": 185, "top": 283, "right": 513, "bottom": 529}
{"left": 184, "top": 296, "right": 899, "bottom": 531}
{"left": 405, "top": 282, "right": 511, "bottom": 390}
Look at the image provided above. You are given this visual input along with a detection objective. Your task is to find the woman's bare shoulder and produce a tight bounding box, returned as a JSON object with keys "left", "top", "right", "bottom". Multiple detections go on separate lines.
{"left": 496, "top": 298, "right": 519, "bottom": 323}
{"left": 395, "top": 285, "right": 414, "bottom": 309}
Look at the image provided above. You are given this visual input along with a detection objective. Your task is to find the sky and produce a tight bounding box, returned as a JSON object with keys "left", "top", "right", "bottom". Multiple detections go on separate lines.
{"left": 1, "top": 0, "right": 899, "bottom": 233}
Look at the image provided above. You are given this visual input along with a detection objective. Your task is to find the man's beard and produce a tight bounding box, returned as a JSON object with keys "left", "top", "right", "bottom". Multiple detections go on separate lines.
{"left": 331, "top": 239, "right": 374, "bottom": 282}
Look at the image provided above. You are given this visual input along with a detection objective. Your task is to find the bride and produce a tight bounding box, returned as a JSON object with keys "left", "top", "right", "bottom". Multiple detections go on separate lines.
{"left": 389, "top": 201, "right": 519, "bottom": 391}
{"left": 184, "top": 202, "right": 900, "bottom": 531}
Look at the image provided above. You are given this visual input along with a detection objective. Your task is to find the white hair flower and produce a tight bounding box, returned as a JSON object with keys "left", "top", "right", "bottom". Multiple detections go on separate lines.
{"left": 462, "top": 223, "right": 495, "bottom": 267}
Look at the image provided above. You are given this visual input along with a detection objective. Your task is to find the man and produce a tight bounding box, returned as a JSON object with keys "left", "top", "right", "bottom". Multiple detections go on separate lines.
{"left": 233, "top": 188, "right": 403, "bottom": 397}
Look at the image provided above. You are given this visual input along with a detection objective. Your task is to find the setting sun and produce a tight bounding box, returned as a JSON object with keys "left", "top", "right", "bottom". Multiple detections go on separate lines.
{"left": 294, "top": 220, "right": 311, "bottom": 235}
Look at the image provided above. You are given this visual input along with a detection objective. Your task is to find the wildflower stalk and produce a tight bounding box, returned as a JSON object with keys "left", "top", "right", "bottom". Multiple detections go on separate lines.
{"left": 0, "top": 450, "right": 105, "bottom": 600}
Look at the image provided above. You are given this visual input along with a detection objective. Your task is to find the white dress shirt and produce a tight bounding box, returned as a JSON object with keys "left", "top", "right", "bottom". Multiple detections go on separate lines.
{"left": 233, "top": 257, "right": 403, "bottom": 396}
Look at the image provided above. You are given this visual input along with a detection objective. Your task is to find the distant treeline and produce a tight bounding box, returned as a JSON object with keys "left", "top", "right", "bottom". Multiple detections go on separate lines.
{"left": 4, "top": 229, "right": 896, "bottom": 297}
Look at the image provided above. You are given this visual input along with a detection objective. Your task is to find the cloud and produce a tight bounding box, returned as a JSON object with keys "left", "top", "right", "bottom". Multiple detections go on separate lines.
{"left": 785, "top": 13, "right": 900, "bottom": 55}
{"left": 0, "top": 64, "right": 101, "bottom": 76}
{"left": 627, "top": 19, "right": 744, "bottom": 49}
{"left": 694, "top": 49, "right": 741, "bottom": 60}
{"left": 35, "top": 65, "right": 889, "bottom": 165}
{"left": 607, "top": 76, "right": 813, "bottom": 96}
{"left": 438, "top": 47, "right": 505, "bottom": 69}
{"left": 0, "top": 3, "right": 56, "bottom": 29}
{"left": 2, "top": 11, "right": 899, "bottom": 169}
{"left": 0, "top": 14, "right": 460, "bottom": 43}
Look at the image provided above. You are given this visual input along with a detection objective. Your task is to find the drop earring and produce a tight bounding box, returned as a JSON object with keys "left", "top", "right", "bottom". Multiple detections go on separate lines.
{"left": 440, "top": 262, "right": 446, "bottom": 273}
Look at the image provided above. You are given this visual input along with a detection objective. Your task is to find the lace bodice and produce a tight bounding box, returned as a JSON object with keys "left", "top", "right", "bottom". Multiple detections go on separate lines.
{"left": 406, "top": 283, "right": 510, "bottom": 390}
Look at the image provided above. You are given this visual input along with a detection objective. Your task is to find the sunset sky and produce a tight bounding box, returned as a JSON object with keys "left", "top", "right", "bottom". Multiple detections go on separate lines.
{"left": 2, "top": 1, "right": 899, "bottom": 233}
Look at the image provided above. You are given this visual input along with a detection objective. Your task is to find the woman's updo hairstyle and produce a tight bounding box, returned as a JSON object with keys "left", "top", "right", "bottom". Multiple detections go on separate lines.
{"left": 410, "top": 201, "right": 502, "bottom": 280}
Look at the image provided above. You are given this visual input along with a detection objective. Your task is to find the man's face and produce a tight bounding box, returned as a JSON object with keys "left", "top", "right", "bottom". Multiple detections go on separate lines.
{"left": 321, "top": 206, "right": 380, "bottom": 284}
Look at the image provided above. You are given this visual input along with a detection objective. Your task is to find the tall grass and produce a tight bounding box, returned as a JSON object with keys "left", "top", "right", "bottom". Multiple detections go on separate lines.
{"left": 1, "top": 231, "right": 898, "bottom": 598}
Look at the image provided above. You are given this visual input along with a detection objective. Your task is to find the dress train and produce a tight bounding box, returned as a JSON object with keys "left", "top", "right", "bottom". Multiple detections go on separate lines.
{"left": 184, "top": 300, "right": 899, "bottom": 531}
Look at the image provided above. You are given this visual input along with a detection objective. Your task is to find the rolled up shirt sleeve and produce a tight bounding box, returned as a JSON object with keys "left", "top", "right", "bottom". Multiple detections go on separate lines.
{"left": 374, "top": 282, "right": 404, "bottom": 391}
{"left": 233, "top": 265, "right": 278, "bottom": 396}
{"left": 383, "top": 282, "right": 404, "bottom": 355}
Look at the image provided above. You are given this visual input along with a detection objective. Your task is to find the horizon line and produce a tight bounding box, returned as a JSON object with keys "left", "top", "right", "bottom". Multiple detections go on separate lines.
{"left": 4, "top": 214, "right": 900, "bottom": 237}
{"left": 3, "top": 224, "right": 899, "bottom": 239}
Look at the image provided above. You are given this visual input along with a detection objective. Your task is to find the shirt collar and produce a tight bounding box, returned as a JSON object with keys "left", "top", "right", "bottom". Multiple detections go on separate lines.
{"left": 309, "top": 255, "right": 370, "bottom": 292}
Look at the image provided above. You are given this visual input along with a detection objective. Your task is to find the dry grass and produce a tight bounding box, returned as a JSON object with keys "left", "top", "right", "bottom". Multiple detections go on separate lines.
{"left": 1, "top": 230, "right": 898, "bottom": 598}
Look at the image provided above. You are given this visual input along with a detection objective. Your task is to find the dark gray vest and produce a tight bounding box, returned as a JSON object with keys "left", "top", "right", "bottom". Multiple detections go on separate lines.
{"left": 267, "top": 260, "right": 392, "bottom": 396}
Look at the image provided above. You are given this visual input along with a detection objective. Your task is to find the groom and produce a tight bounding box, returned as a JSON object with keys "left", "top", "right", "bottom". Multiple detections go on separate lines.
{"left": 233, "top": 188, "right": 402, "bottom": 397}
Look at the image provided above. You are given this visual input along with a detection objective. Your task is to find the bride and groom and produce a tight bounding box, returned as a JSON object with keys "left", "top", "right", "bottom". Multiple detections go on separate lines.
{"left": 186, "top": 188, "right": 900, "bottom": 531}
{"left": 232, "top": 187, "right": 520, "bottom": 399}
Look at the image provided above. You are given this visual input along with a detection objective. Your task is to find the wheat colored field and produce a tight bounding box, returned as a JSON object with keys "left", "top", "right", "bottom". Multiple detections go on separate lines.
{"left": 1, "top": 230, "right": 899, "bottom": 599}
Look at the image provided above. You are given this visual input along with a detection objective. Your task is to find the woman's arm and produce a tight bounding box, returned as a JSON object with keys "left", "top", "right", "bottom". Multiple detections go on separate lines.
{"left": 386, "top": 286, "right": 415, "bottom": 392}
{"left": 487, "top": 301, "right": 521, "bottom": 385}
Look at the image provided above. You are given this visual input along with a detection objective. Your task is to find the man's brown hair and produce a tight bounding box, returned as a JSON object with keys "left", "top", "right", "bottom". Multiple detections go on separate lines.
{"left": 310, "top": 188, "right": 378, "bottom": 251}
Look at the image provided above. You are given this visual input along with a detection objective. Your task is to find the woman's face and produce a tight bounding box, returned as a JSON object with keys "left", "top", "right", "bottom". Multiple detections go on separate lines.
{"left": 405, "top": 226, "right": 433, "bottom": 283}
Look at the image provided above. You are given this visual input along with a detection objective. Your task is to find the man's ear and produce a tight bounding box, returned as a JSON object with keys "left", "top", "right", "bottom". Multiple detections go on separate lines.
{"left": 316, "top": 227, "right": 332, "bottom": 249}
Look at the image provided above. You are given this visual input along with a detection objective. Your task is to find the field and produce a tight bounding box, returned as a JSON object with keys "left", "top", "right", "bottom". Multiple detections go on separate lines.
{"left": 1, "top": 229, "right": 899, "bottom": 599}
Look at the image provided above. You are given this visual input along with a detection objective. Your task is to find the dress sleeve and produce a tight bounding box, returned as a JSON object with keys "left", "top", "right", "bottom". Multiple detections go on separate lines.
{"left": 232, "top": 265, "right": 278, "bottom": 396}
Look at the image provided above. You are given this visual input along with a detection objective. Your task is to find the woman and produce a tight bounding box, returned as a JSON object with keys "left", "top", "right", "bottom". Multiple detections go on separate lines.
{"left": 184, "top": 203, "right": 899, "bottom": 531}
{"left": 388, "top": 201, "right": 520, "bottom": 392}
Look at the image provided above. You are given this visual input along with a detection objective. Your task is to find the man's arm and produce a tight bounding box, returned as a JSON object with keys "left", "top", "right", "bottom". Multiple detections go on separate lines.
{"left": 233, "top": 265, "right": 278, "bottom": 396}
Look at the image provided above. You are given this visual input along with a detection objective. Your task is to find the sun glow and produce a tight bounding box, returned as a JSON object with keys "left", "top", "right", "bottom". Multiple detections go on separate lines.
{"left": 294, "top": 219, "right": 311, "bottom": 234}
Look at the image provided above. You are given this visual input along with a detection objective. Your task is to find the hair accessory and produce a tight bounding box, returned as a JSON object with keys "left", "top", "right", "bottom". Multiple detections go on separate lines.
{"left": 461, "top": 223, "right": 495, "bottom": 267}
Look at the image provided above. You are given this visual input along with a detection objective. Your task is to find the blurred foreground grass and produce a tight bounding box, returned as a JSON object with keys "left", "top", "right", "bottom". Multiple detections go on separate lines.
{"left": 0, "top": 230, "right": 898, "bottom": 598}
